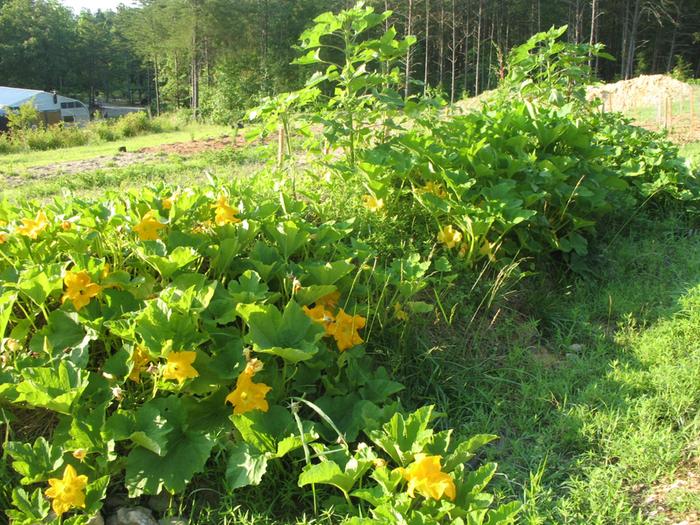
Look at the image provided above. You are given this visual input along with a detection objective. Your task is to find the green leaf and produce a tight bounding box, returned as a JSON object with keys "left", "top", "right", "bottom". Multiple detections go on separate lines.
{"left": 28, "top": 310, "right": 95, "bottom": 368}
{"left": 300, "top": 260, "right": 355, "bottom": 285}
{"left": 17, "top": 265, "right": 62, "bottom": 306}
{"left": 5, "top": 437, "right": 63, "bottom": 484}
{"left": 298, "top": 460, "right": 355, "bottom": 494}
{"left": 230, "top": 405, "right": 296, "bottom": 453}
{"left": 142, "top": 245, "right": 199, "bottom": 278}
{"left": 0, "top": 291, "right": 17, "bottom": 339}
{"left": 125, "top": 429, "right": 214, "bottom": 496}
{"left": 485, "top": 501, "right": 521, "bottom": 524}
{"left": 84, "top": 475, "right": 110, "bottom": 515}
{"left": 367, "top": 406, "right": 436, "bottom": 465}
{"left": 9, "top": 487, "right": 50, "bottom": 521}
{"left": 15, "top": 361, "right": 88, "bottom": 414}
{"left": 242, "top": 301, "right": 323, "bottom": 363}
{"left": 225, "top": 442, "right": 269, "bottom": 490}
{"left": 265, "top": 221, "right": 310, "bottom": 259}
{"left": 443, "top": 434, "right": 498, "bottom": 472}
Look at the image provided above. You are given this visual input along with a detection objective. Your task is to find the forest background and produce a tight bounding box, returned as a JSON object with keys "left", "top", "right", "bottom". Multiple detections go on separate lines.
{"left": 1, "top": 0, "right": 699, "bottom": 123}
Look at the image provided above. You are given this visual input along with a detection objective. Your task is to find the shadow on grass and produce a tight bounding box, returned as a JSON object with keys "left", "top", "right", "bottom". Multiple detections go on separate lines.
{"left": 390, "top": 211, "right": 700, "bottom": 524}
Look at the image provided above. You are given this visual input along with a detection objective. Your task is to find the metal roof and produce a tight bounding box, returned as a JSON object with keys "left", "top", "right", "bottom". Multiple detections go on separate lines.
{"left": 0, "top": 86, "right": 45, "bottom": 107}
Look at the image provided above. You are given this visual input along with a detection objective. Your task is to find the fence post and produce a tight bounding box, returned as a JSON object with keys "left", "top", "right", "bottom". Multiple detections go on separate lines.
{"left": 667, "top": 96, "right": 673, "bottom": 131}
{"left": 691, "top": 93, "right": 695, "bottom": 131}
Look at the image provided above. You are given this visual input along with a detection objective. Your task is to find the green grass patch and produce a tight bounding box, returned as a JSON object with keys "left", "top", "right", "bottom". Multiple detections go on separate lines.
{"left": 390, "top": 211, "right": 700, "bottom": 524}
{"left": 0, "top": 124, "right": 232, "bottom": 173}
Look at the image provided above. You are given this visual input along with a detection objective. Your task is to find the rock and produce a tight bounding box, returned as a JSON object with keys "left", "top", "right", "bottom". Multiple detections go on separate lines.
{"left": 568, "top": 343, "right": 584, "bottom": 352}
{"left": 107, "top": 506, "right": 159, "bottom": 525}
{"left": 158, "top": 518, "right": 188, "bottom": 525}
{"left": 147, "top": 493, "right": 170, "bottom": 513}
{"left": 88, "top": 513, "right": 105, "bottom": 525}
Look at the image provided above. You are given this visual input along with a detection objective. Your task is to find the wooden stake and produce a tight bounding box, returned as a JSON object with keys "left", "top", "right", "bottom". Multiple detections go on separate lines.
{"left": 690, "top": 93, "right": 695, "bottom": 131}
{"left": 277, "top": 124, "right": 285, "bottom": 169}
{"left": 667, "top": 97, "right": 673, "bottom": 131}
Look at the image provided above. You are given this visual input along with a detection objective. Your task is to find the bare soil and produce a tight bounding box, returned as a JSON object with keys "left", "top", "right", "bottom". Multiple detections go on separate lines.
{"left": 3, "top": 135, "right": 244, "bottom": 186}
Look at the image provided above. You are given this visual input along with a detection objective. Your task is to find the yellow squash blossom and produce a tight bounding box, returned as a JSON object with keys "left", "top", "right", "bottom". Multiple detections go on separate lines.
{"left": 62, "top": 270, "right": 102, "bottom": 311}
{"left": 316, "top": 291, "right": 340, "bottom": 310}
{"left": 162, "top": 351, "right": 199, "bottom": 384}
{"left": 328, "top": 308, "right": 366, "bottom": 351}
{"left": 226, "top": 371, "right": 272, "bottom": 415}
{"left": 128, "top": 346, "right": 151, "bottom": 383}
{"left": 133, "top": 210, "right": 166, "bottom": 241}
{"left": 16, "top": 211, "right": 49, "bottom": 239}
{"left": 458, "top": 242, "right": 469, "bottom": 258}
{"left": 162, "top": 197, "right": 174, "bottom": 210}
{"left": 45, "top": 464, "right": 88, "bottom": 516}
{"left": 0, "top": 232, "right": 7, "bottom": 244}
{"left": 72, "top": 449, "right": 87, "bottom": 462}
{"left": 437, "top": 225, "right": 462, "bottom": 249}
{"left": 61, "top": 220, "right": 72, "bottom": 231}
{"left": 402, "top": 454, "right": 456, "bottom": 501}
{"left": 421, "top": 181, "right": 447, "bottom": 198}
{"left": 213, "top": 196, "right": 241, "bottom": 226}
{"left": 303, "top": 304, "right": 335, "bottom": 336}
{"left": 362, "top": 195, "right": 384, "bottom": 212}
{"left": 393, "top": 302, "right": 409, "bottom": 321}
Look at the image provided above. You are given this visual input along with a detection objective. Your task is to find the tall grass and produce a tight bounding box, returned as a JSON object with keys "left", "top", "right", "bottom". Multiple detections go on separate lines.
{"left": 0, "top": 111, "right": 186, "bottom": 153}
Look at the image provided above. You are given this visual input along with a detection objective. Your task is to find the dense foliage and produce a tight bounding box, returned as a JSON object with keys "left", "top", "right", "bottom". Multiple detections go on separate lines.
{"left": 1, "top": 4, "right": 699, "bottom": 525}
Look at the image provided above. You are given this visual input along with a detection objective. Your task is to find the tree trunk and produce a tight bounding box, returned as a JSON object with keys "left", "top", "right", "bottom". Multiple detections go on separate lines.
{"left": 450, "top": 0, "right": 457, "bottom": 102}
{"left": 463, "top": 0, "right": 471, "bottom": 94}
{"left": 625, "top": 0, "right": 642, "bottom": 79}
{"left": 474, "top": 0, "right": 483, "bottom": 95}
{"left": 439, "top": 0, "right": 445, "bottom": 86}
{"left": 424, "top": 0, "right": 430, "bottom": 94}
{"left": 588, "top": 0, "right": 598, "bottom": 69}
{"left": 405, "top": 0, "right": 414, "bottom": 97}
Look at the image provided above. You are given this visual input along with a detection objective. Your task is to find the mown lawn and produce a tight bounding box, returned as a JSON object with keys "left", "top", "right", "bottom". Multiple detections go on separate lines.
{"left": 0, "top": 123, "right": 232, "bottom": 173}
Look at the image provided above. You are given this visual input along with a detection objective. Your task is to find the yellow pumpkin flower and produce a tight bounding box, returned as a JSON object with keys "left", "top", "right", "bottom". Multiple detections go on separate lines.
{"left": 162, "top": 197, "right": 174, "bottom": 210}
{"left": 402, "top": 454, "right": 456, "bottom": 501}
{"left": 225, "top": 371, "right": 272, "bottom": 415}
{"left": 316, "top": 291, "right": 340, "bottom": 310}
{"left": 362, "top": 194, "right": 384, "bottom": 212}
{"left": 242, "top": 358, "right": 264, "bottom": 377}
{"left": 62, "top": 270, "right": 102, "bottom": 311}
{"left": 393, "top": 302, "right": 409, "bottom": 321}
{"left": 133, "top": 210, "right": 166, "bottom": 241}
{"left": 303, "top": 304, "right": 335, "bottom": 336}
{"left": 61, "top": 220, "right": 72, "bottom": 231}
{"left": 72, "top": 449, "right": 87, "bottom": 462}
{"left": 458, "top": 242, "right": 469, "bottom": 258}
{"left": 327, "top": 308, "right": 366, "bottom": 351}
{"left": 213, "top": 196, "right": 241, "bottom": 226}
{"left": 0, "top": 232, "right": 7, "bottom": 244}
{"left": 421, "top": 181, "right": 447, "bottom": 198}
{"left": 162, "top": 351, "right": 199, "bottom": 384}
{"left": 45, "top": 464, "right": 88, "bottom": 516}
{"left": 128, "top": 346, "right": 151, "bottom": 383}
{"left": 16, "top": 211, "right": 49, "bottom": 239}
{"left": 437, "top": 225, "right": 462, "bottom": 249}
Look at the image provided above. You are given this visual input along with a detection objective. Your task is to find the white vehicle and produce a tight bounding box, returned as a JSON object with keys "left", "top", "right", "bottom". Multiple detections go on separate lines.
{"left": 0, "top": 86, "right": 90, "bottom": 127}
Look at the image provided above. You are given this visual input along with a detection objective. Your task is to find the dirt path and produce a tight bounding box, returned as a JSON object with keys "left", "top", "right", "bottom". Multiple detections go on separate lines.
{"left": 3, "top": 135, "right": 242, "bottom": 187}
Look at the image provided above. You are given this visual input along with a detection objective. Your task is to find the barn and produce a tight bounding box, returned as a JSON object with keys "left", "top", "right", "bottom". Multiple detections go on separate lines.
{"left": 0, "top": 86, "right": 90, "bottom": 130}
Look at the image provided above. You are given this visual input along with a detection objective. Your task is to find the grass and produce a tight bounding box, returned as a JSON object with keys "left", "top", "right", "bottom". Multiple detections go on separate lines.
{"left": 0, "top": 123, "right": 232, "bottom": 174}
{"left": 3, "top": 129, "right": 700, "bottom": 523}
{"left": 681, "top": 141, "right": 700, "bottom": 166}
{"left": 390, "top": 208, "right": 700, "bottom": 524}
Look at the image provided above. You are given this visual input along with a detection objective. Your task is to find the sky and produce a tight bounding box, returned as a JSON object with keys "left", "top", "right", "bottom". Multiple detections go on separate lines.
{"left": 60, "top": 0, "right": 135, "bottom": 13}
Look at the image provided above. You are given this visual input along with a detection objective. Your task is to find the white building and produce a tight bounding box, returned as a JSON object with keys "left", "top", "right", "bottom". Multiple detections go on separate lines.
{"left": 0, "top": 86, "right": 90, "bottom": 128}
